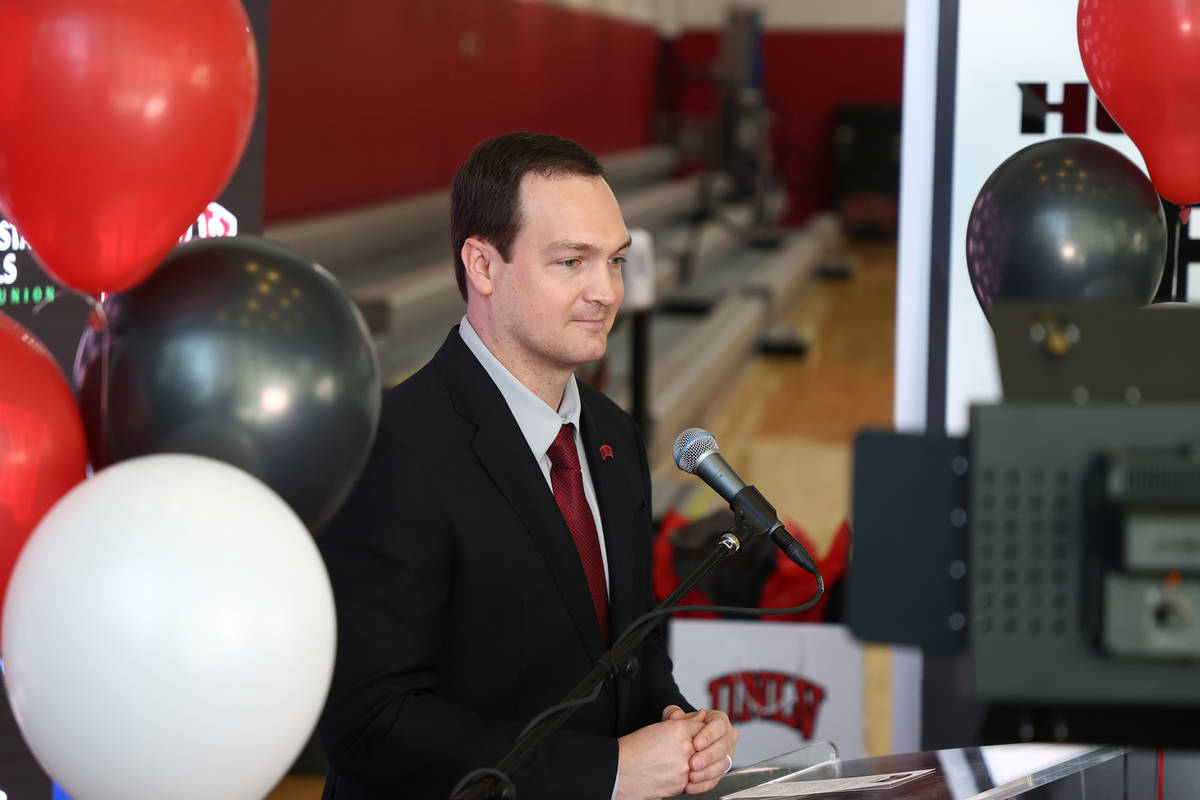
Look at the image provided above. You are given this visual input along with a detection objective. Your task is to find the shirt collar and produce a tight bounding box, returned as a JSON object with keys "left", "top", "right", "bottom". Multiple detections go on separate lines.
{"left": 458, "top": 315, "right": 581, "bottom": 457}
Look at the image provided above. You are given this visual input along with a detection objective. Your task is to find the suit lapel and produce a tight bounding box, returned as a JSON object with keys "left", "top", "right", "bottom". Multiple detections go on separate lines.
{"left": 433, "top": 331, "right": 607, "bottom": 662}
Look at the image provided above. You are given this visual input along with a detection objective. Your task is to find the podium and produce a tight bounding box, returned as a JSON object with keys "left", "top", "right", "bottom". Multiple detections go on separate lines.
{"left": 674, "top": 741, "right": 1127, "bottom": 799}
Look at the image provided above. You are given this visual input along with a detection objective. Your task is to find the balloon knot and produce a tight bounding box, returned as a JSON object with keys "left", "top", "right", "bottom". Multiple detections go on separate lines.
{"left": 86, "top": 305, "right": 107, "bottom": 332}
{"left": 1180, "top": 206, "right": 1192, "bottom": 226}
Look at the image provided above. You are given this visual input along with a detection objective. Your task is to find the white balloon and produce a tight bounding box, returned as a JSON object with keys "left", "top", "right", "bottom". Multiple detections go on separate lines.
{"left": 2, "top": 454, "right": 336, "bottom": 800}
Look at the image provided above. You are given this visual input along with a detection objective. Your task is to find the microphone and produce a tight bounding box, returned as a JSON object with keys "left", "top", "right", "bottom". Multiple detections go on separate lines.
{"left": 672, "top": 428, "right": 819, "bottom": 576}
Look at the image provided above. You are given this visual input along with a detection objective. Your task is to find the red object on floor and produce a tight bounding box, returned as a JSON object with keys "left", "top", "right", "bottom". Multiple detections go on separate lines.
{"left": 653, "top": 509, "right": 851, "bottom": 622}
{"left": 653, "top": 508, "right": 720, "bottom": 618}
{"left": 761, "top": 519, "right": 850, "bottom": 623}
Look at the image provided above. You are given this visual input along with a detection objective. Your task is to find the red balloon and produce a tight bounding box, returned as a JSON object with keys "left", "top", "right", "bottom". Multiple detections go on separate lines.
{"left": 1078, "top": 0, "right": 1200, "bottom": 206}
{"left": 0, "top": 313, "right": 88, "bottom": 611}
{"left": 0, "top": 0, "right": 258, "bottom": 295}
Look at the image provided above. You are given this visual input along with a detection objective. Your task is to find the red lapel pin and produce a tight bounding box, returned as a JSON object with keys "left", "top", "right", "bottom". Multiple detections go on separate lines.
{"left": 600, "top": 445, "right": 614, "bottom": 461}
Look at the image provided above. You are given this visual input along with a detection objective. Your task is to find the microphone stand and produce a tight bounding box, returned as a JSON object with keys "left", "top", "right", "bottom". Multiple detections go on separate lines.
{"left": 451, "top": 515, "right": 756, "bottom": 800}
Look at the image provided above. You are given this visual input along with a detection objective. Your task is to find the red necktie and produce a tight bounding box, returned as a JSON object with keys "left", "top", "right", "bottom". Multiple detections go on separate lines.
{"left": 547, "top": 423, "right": 610, "bottom": 645}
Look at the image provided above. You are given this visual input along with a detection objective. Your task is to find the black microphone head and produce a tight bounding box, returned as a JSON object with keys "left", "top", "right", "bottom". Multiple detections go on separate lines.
{"left": 673, "top": 428, "right": 718, "bottom": 475}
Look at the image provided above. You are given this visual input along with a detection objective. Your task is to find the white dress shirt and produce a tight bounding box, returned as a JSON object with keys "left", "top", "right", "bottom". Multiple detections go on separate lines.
{"left": 458, "top": 316, "right": 611, "bottom": 593}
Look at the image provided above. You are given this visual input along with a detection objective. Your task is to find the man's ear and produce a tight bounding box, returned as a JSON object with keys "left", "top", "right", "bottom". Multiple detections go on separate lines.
{"left": 461, "top": 237, "right": 496, "bottom": 297}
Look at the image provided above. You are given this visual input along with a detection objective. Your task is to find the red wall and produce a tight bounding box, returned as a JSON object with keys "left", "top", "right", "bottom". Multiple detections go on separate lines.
{"left": 265, "top": 3, "right": 905, "bottom": 227}
{"left": 265, "top": 0, "right": 661, "bottom": 222}
{"left": 668, "top": 30, "right": 905, "bottom": 223}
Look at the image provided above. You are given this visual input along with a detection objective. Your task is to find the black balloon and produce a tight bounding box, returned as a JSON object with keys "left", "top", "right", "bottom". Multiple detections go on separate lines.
{"left": 966, "top": 137, "right": 1167, "bottom": 316}
{"left": 75, "top": 236, "right": 381, "bottom": 534}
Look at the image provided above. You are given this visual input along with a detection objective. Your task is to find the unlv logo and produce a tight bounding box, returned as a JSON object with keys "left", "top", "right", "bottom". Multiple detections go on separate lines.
{"left": 179, "top": 201, "right": 239, "bottom": 243}
{"left": 708, "top": 671, "right": 827, "bottom": 738}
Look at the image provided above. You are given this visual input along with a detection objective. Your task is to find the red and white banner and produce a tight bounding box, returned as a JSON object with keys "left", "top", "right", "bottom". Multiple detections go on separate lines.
{"left": 897, "top": 0, "right": 1147, "bottom": 434}
{"left": 670, "top": 620, "right": 865, "bottom": 767}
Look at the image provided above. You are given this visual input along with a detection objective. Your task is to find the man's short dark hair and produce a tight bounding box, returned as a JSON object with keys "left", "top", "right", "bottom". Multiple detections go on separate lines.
{"left": 450, "top": 132, "right": 603, "bottom": 300}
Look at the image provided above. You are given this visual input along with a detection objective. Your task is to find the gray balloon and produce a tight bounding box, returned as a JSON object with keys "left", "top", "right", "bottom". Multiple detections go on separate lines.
{"left": 966, "top": 137, "right": 1167, "bottom": 316}
{"left": 75, "top": 236, "right": 381, "bottom": 534}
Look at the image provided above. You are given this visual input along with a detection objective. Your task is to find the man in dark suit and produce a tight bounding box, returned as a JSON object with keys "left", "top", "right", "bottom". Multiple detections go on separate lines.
{"left": 318, "top": 132, "right": 737, "bottom": 800}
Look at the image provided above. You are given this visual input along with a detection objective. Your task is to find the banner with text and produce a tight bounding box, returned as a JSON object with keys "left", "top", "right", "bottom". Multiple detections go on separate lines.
{"left": 670, "top": 620, "right": 865, "bottom": 767}
{"left": 906, "top": 0, "right": 1200, "bottom": 433}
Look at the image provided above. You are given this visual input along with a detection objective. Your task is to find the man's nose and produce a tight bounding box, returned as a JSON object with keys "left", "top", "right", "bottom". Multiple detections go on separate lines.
{"left": 585, "top": 262, "right": 622, "bottom": 306}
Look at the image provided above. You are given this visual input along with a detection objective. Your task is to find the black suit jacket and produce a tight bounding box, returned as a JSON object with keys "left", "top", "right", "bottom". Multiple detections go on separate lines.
{"left": 318, "top": 328, "right": 691, "bottom": 800}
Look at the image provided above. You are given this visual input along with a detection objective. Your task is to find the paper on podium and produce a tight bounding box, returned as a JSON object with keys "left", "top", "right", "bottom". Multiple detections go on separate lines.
{"left": 723, "top": 769, "right": 934, "bottom": 799}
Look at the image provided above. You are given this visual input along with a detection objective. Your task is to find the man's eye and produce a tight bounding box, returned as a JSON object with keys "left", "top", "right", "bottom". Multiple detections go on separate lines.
{"left": 560, "top": 258, "right": 582, "bottom": 268}
{"left": 610, "top": 255, "right": 627, "bottom": 267}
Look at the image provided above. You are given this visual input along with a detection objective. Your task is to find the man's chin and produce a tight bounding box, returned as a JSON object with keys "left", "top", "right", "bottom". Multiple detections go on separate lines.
{"left": 566, "top": 342, "right": 608, "bottom": 369}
